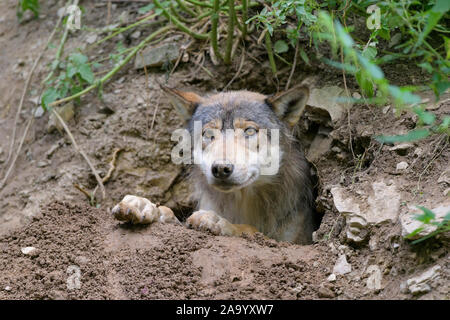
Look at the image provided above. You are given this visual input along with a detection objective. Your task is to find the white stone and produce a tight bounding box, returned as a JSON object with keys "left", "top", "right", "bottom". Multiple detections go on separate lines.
{"left": 131, "top": 30, "right": 141, "bottom": 39}
{"left": 332, "top": 181, "right": 401, "bottom": 227}
{"left": 85, "top": 33, "right": 97, "bottom": 44}
{"left": 333, "top": 255, "right": 352, "bottom": 275}
{"left": 396, "top": 161, "right": 409, "bottom": 170}
{"left": 352, "top": 92, "right": 361, "bottom": 99}
{"left": 33, "top": 106, "right": 45, "bottom": 118}
{"left": 401, "top": 204, "right": 450, "bottom": 240}
{"left": 382, "top": 105, "right": 390, "bottom": 114}
{"left": 4, "top": 286, "right": 11, "bottom": 291}
{"left": 438, "top": 168, "right": 450, "bottom": 185}
{"left": 366, "top": 265, "right": 382, "bottom": 290}
{"left": 21, "top": 247, "right": 37, "bottom": 255}
{"left": 307, "top": 86, "right": 347, "bottom": 123}
{"left": 406, "top": 265, "right": 441, "bottom": 295}
{"left": 327, "top": 274, "right": 336, "bottom": 282}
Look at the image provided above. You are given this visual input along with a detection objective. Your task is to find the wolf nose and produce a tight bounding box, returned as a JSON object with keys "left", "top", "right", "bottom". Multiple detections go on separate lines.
{"left": 212, "top": 162, "right": 234, "bottom": 179}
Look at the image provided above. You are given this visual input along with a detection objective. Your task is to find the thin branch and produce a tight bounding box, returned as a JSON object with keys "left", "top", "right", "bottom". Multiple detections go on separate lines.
{"left": 49, "top": 25, "right": 173, "bottom": 108}
{"left": 5, "top": 0, "right": 70, "bottom": 168}
{"left": 51, "top": 108, "right": 106, "bottom": 200}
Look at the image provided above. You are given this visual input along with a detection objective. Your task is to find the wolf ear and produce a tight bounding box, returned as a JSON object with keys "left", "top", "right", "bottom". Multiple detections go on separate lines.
{"left": 266, "top": 86, "right": 309, "bottom": 127}
{"left": 161, "top": 86, "right": 204, "bottom": 121}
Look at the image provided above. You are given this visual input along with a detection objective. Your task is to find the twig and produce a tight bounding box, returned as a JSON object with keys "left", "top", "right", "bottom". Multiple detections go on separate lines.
{"left": 5, "top": 1, "right": 69, "bottom": 169}
{"left": 49, "top": 25, "right": 173, "bottom": 108}
{"left": 92, "top": 148, "right": 122, "bottom": 199}
{"left": 51, "top": 108, "right": 106, "bottom": 199}
{"left": 223, "top": 50, "right": 245, "bottom": 91}
{"left": 285, "top": 40, "right": 299, "bottom": 90}
{"left": 0, "top": 118, "right": 34, "bottom": 191}
{"left": 74, "top": 183, "right": 93, "bottom": 200}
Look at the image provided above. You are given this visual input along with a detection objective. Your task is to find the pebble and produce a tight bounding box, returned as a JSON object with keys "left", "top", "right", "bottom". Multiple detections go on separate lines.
{"left": 352, "top": 92, "right": 362, "bottom": 99}
{"left": 4, "top": 286, "right": 11, "bottom": 292}
{"left": 318, "top": 285, "right": 336, "bottom": 298}
{"left": 396, "top": 161, "right": 408, "bottom": 170}
{"left": 333, "top": 254, "right": 352, "bottom": 275}
{"left": 131, "top": 30, "right": 141, "bottom": 39}
{"left": 21, "top": 247, "right": 38, "bottom": 256}
{"left": 327, "top": 274, "right": 336, "bottom": 282}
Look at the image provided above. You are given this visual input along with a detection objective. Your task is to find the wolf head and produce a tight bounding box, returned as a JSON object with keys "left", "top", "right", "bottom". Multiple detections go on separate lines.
{"left": 163, "top": 85, "right": 309, "bottom": 193}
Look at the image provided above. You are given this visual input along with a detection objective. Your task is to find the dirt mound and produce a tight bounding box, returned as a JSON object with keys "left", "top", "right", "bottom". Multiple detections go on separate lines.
{"left": 0, "top": 201, "right": 328, "bottom": 299}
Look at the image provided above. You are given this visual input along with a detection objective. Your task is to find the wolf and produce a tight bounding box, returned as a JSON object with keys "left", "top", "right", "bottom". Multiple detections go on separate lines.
{"left": 112, "top": 83, "right": 316, "bottom": 244}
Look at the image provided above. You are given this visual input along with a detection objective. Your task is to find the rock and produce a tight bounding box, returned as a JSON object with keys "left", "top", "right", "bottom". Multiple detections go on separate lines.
{"left": 389, "top": 143, "right": 413, "bottom": 156}
{"left": 396, "top": 161, "right": 409, "bottom": 170}
{"left": 366, "top": 181, "right": 401, "bottom": 224}
{"left": 438, "top": 168, "right": 450, "bottom": 185}
{"left": 318, "top": 285, "right": 336, "bottom": 298}
{"left": 117, "top": 11, "right": 129, "bottom": 25}
{"left": 21, "top": 247, "right": 39, "bottom": 257}
{"left": 333, "top": 254, "right": 351, "bottom": 275}
{"left": 400, "top": 204, "right": 450, "bottom": 240}
{"left": 307, "top": 86, "right": 347, "bottom": 124}
{"left": 4, "top": 286, "right": 11, "bottom": 292}
{"left": 382, "top": 105, "right": 390, "bottom": 114}
{"left": 352, "top": 92, "right": 361, "bottom": 99}
{"left": 366, "top": 265, "right": 382, "bottom": 290}
{"left": 134, "top": 43, "right": 181, "bottom": 69}
{"left": 331, "top": 181, "right": 401, "bottom": 242}
{"left": 327, "top": 274, "right": 336, "bottom": 282}
{"left": 131, "top": 30, "right": 141, "bottom": 39}
{"left": 85, "top": 33, "right": 97, "bottom": 44}
{"left": 47, "top": 102, "right": 75, "bottom": 133}
{"left": 406, "top": 265, "right": 441, "bottom": 295}
{"left": 306, "top": 134, "right": 333, "bottom": 162}
{"left": 414, "top": 148, "right": 423, "bottom": 157}
{"left": 37, "top": 161, "right": 49, "bottom": 168}
{"left": 33, "top": 106, "right": 45, "bottom": 118}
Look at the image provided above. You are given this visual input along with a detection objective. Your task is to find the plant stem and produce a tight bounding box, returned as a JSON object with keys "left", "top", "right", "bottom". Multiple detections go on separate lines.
{"left": 211, "top": 0, "right": 223, "bottom": 61}
{"left": 92, "top": 13, "right": 160, "bottom": 48}
{"left": 153, "top": 0, "right": 209, "bottom": 40}
{"left": 49, "top": 25, "right": 173, "bottom": 108}
{"left": 265, "top": 31, "right": 277, "bottom": 74}
{"left": 224, "top": 0, "right": 235, "bottom": 64}
{"left": 175, "top": 0, "right": 197, "bottom": 17}
{"left": 242, "top": 0, "right": 248, "bottom": 38}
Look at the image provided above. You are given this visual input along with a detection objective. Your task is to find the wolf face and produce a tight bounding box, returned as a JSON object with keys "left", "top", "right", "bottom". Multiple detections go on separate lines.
{"left": 163, "top": 85, "right": 315, "bottom": 244}
{"left": 163, "top": 87, "right": 309, "bottom": 193}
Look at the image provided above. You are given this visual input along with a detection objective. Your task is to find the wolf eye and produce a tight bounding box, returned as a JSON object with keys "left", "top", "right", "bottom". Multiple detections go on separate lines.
{"left": 203, "top": 128, "right": 215, "bottom": 141}
{"left": 244, "top": 127, "right": 257, "bottom": 136}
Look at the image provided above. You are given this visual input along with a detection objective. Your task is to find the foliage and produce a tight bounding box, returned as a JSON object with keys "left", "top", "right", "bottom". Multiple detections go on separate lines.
{"left": 405, "top": 206, "right": 450, "bottom": 244}
{"left": 42, "top": 52, "right": 96, "bottom": 110}
{"left": 17, "top": 0, "right": 39, "bottom": 20}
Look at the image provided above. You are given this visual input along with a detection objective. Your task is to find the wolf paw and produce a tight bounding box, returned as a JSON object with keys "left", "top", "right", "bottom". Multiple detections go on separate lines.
{"left": 186, "top": 210, "right": 236, "bottom": 236}
{"left": 112, "top": 195, "right": 180, "bottom": 225}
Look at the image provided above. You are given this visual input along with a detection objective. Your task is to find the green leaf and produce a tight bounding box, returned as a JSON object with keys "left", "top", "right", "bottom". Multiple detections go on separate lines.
{"left": 77, "top": 63, "right": 95, "bottom": 84}
{"left": 138, "top": 4, "right": 154, "bottom": 14}
{"left": 413, "top": 106, "right": 436, "bottom": 125}
{"left": 414, "top": 206, "right": 436, "bottom": 224}
{"left": 69, "top": 53, "right": 88, "bottom": 66}
{"left": 416, "top": 0, "right": 450, "bottom": 48}
{"left": 274, "top": 40, "right": 289, "bottom": 53}
{"left": 376, "top": 128, "right": 430, "bottom": 144}
{"left": 41, "top": 88, "right": 59, "bottom": 111}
